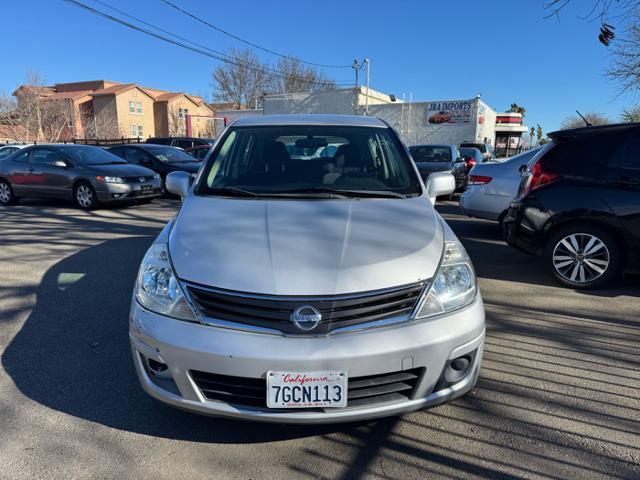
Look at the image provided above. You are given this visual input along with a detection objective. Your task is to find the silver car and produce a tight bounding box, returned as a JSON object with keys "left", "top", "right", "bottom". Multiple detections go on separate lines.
{"left": 129, "top": 115, "right": 485, "bottom": 423}
{"left": 459, "top": 148, "right": 541, "bottom": 223}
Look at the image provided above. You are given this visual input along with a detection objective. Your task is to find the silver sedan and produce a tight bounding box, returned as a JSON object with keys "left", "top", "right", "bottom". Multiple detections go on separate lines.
{"left": 459, "top": 148, "right": 540, "bottom": 223}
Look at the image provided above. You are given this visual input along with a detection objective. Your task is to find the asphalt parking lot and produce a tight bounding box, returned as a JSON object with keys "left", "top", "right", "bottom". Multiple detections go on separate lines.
{"left": 0, "top": 198, "right": 638, "bottom": 480}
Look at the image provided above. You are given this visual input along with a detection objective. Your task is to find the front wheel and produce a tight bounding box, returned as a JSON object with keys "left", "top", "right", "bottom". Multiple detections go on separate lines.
{"left": 0, "top": 179, "right": 18, "bottom": 206}
{"left": 74, "top": 182, "right": 98, "bottom": 210}
{"left": 544, "top": 225, "right": 622, "bottom": 289}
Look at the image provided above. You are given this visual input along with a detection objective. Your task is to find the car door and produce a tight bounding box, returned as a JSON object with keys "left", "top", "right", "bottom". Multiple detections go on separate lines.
{"left": 598, "top": 132, "right": 640, "bottom": 250}
{"left": 29, "top": 148, "right": 75, "bottom": 197}
{"left": 5, "top": 148, "right": 34, "bottom": 195}
{"left": 122, "top": 147, "right": 158, "bottom": 172}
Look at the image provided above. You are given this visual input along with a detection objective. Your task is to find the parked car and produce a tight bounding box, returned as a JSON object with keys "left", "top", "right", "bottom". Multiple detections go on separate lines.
{"left": 408, "top": 144, "right": 467, "bottom": 191}
{"left": 460, "top": 148, "right": 541, "bottom": 223}
{"left": 459, "top": 141, "right": 494, "bottom": 160}
{"left": 0, "top": 144, "right": 27, "bottom": 161}
{"left": 146, "top": 136, "right": 215, "bottom": 149}
{"left": 130, "top": 114, "right": 485, "bottom": 423}
{"left": 107, "top": 144, "right": 203, "bottom": 191}
{"left": 503, "top": 123, "right": 640, "bottom": 289}
{"left": 0, "top": 145, "right": 161, "bottom": 209}
{"left": 458, "top": 147, "right": 485, "bottom": 171}
{"left": 184, "top": 144, "right": 211, "bottom": 161}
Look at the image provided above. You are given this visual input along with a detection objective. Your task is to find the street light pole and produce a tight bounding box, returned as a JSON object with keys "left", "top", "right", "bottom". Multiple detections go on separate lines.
{"left": 352, "top": 59, "right": 360, "bottom": 115}
{"left": 364, "top": 58, "right": 370, "bottom": 116}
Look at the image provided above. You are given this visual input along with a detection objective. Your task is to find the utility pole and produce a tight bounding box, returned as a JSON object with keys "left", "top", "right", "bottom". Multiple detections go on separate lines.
{"left": 364, "top": 58, "right": 370, "bottom": 116}
{"left": 352, "top": 59, "right": 360, "bottom": 115}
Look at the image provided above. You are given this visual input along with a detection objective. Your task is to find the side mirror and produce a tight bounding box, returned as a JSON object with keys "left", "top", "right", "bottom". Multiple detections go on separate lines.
{"left": 54, "top": 160, "right": 68, "bottom": 168}
{"left": 426, "top": 171, "right": 455, "bottom": 205}
{"left": 166, "top": 171, "right": 191, "bottom": 198}
{"left": 518, "top": 164, "right": 528, "bottom": 173}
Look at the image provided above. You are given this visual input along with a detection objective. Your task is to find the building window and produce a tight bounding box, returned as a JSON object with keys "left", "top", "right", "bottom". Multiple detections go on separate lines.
{"left": 138, "top": 125, "right": 144, "bottom": 137}
{"left": 136, "top": 102, "right": 142, "bottom": 113}
{"left": 130, "top": 125, "right": 143, "bottom": 137}
{"left": 130, "top": 125, "right": 137, "bottom": 137}
{"left": 179, "top": 108, "right": 189, "bottom": 119}
{"left": 129, "top": 101, "right": 135, "bottom": 113}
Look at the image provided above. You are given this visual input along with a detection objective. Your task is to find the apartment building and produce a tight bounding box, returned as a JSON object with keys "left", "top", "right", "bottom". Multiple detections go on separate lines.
{"left": 11, "top": 80, "right": 215, "bottom": 140}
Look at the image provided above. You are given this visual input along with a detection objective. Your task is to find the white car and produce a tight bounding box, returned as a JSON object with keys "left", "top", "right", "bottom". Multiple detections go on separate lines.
{"left": 460, "top": 148, "right": 541, "bottom": 223}
{"left": 0, "top": 144, "right": 27, "bottom": 160}
{"left": 129, "top": 114, "right": 485, "bottom": 423}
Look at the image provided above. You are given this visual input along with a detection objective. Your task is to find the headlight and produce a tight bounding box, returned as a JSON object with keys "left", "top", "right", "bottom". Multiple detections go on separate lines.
{"left": 96, "top": 176, "right": 125, "bottom": 184}
{"left": 135, "top": 243, "right": 197, "bottom": 321}
{"left": 414, "top": 240, "right": 477, "bottom": 319}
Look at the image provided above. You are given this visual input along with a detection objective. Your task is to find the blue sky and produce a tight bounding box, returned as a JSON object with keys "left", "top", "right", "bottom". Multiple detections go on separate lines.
{"left": 1, "top": 0, "right": 635, "bottom": 133}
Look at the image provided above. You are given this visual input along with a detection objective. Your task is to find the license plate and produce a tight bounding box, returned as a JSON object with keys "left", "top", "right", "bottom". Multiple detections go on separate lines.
{"left": 266, "top": 371, "right": 347, "bottom": 408}
{"left": 139, "top": 184, "right": 152, "bottom": 192}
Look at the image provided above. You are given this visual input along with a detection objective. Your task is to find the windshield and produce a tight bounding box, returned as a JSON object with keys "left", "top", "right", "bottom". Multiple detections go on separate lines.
{"left": 409, "top": 146, "right": 452, "bottom": 163}
{"left": 460, "top": 143, "right": 486, "bottom": 153}
{"left": 458, "top": 148, "right": 479, "bottom": 158}
{"left": 61, "top": 146, "right": 126, "bottom": 165}
{"left": 147, "top": 146, "right": 195, "bottom": 163}
{"left": 197, "top": 126, "right": 421, "bottom": 198}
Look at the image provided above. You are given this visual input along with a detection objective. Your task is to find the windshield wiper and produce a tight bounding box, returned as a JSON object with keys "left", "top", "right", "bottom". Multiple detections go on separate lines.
{"left": 205, "top": 187, "right": 261, "bottom": 198}
{"left": 273, "top": 187, "right": 406, "bottom": 198}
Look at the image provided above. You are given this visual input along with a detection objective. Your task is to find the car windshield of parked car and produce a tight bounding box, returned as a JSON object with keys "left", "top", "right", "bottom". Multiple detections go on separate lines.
{"left": 198, "top": 126, "right": 421, "bottom": 198}
{"left": 62, "top": 146, "right": 127, "bottom": 165}
{"left": 409, "top": 146, "right": 452, "bottom": 163}
{"left": 461, "top": 143, "right": 486, "bottom": 154}
{"left": 147, "top": 146, "right": 195, "bottom": 163}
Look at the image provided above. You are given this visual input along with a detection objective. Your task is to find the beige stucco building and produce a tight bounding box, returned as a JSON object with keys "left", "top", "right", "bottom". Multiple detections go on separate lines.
{"left": 10, "top": 79, "right": 215, "bottom": 141}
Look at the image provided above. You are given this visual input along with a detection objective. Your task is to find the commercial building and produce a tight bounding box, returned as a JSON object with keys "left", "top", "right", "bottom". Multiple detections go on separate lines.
{"left": 261, "top": 87, "right": 528, "bottom": 155}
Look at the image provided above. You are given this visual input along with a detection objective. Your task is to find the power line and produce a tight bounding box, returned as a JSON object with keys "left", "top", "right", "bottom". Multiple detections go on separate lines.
{"left": 159, "top": 0, "right": 352, "bottom": 69}
{"left": 60, "top": 0, "right": 353, "bottom": 87}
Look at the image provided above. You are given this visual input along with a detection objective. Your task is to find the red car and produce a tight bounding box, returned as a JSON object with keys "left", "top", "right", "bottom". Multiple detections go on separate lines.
{"left": 428, "top": 111, "right": 451, "bottom": 124}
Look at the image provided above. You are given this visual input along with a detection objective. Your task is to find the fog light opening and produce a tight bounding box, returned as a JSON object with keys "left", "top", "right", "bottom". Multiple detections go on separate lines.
{"left": 434, "top": 350, "right": 477, "bottom": 392}
{"left": 147, "top": 358, "right": 168, "bottom": 374}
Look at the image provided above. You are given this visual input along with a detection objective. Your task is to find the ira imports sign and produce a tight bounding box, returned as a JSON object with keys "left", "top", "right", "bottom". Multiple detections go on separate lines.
{"left": 427, "top": 100, "right": 474, "bottom": 125}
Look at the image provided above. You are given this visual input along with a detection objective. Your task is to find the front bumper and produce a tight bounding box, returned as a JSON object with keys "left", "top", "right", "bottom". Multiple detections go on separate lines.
{"left": 129, "top": 293, "right": 485, "bottom": 423}
{"left": 95, "top": 180, "right": 162, "bottom": 203}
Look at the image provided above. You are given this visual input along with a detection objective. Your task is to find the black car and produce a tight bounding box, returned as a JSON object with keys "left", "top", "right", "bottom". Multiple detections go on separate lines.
{"left": 146, "top": 136, "right": 215, "bottom": 149}
{"left": 0, "top": 145, "right": 161, "bottom": 209}
{"left": 108, "top": 144, "right": 202, "bottom": 190}
{"left": 408, "top": 144, "right": 467, "bottom": 191}
{"left": 503, "top": 122, "right": 640, "bottom": 288}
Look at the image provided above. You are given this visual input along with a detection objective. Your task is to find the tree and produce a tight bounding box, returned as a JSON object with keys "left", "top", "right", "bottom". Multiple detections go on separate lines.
{"left": 211, "top": 48, "right": 271, "bottom": 109}
{"left": 536, "top": 124, "right": 544, "bottom": 144}
{"left": 560, "top": 112, "right": 610, "bottom": 129}
{"left": 607, "top": 15, "right": 640, "bottom": 94}
{"left": 620, "top": 105, "right": 640, "bottom": 122}
{"left": 529, "top": 126, "right": 536, "bottom": 147}
{"left": 269, "top": 57, "right": 335, "bottom": 95}
{"left": 508, "top": 103, "right": 526, "bottom": 117}
{"left": 0, "top": 71, "right": 72, "bottom": 143}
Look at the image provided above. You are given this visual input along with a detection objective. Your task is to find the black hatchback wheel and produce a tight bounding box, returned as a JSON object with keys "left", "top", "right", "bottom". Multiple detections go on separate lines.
{"left": 0, "top": 179, "right": 18, "bottom": 205}
{"left": 544, "top": 225, "right": 622, "bottom": 289}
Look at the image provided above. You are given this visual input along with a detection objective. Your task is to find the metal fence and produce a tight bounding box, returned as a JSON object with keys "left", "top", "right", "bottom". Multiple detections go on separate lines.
{"left": 67, "top": 137, "right": 144, "bottom": 147}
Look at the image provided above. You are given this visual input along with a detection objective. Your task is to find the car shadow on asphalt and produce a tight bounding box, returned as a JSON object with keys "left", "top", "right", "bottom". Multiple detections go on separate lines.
{"left": 1, "top": 234, "right": 365, "bottom": 444}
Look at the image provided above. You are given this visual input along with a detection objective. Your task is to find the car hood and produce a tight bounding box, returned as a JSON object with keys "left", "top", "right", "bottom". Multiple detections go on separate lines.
{"left": 169, "top": 195, "right": 444, "bottom": 295}
{"left": 82, "top": 163, "right": 155, "bottom": 176}
{"left": 166, "top": 162, "right": 201, "bottom": 173}
{"left": 415, "top": 162, "right": 453, "bottom": 173}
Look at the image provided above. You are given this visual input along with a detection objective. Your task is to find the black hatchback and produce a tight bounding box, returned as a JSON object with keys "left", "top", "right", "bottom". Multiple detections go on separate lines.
{"left": 503, "top": 122, "right": 640, "bottom": 288}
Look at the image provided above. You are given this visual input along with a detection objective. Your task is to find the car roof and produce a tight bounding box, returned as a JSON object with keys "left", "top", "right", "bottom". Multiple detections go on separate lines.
{"left": 549, "top": 122, "right": 640, "bottom": 140}
{"left": 232, "top": 114, "right": 388, "bottom": 128}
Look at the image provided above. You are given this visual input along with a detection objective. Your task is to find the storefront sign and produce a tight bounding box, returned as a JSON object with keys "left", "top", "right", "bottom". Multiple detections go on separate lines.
{"left": 426, "top": 100, "right": 474, "bottom": 125}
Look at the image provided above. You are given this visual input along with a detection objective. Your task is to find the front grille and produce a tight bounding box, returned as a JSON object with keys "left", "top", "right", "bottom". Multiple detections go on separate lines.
{"left": 190, "top": 368, "right": 423, "bottom": 410}
{"left": 123, "top": 175, "right": 155, "bottom": 183}
{"left": 186, "top": 282, "right": 425, "bottom": 334}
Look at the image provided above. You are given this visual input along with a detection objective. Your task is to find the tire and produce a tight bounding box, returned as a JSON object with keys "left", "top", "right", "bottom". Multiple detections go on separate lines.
{"left": 0, "top": 179, "right": 18, "bottom": 206}
{"left": 74, "top": 182, "right": 98, "bottom": 210}
{"left": 544, "top": 224, "right": 622, "bottom": 289}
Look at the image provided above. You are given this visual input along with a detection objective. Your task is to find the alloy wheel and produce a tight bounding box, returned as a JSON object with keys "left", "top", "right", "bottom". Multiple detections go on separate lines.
{"left": 552, "top": 233, "right": 610, "bottom": 284}
{"left": 76, "top": 184, "right": 94, "bottom": 208}
{"left": 0, "top": 182, "right": 10, "bottom": 204}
